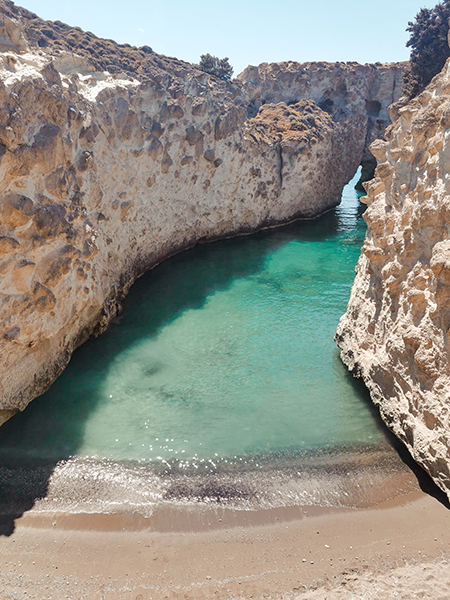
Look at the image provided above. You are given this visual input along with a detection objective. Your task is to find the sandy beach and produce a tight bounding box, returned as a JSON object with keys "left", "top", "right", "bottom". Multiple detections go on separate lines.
{"left": 1, "top": 487, "right": 450, "bottom": 600}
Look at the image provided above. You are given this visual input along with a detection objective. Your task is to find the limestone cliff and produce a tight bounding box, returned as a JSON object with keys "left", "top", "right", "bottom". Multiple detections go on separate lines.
{"left": 238, "top": 61, "right": 406, "bottom": 189}
{"left": 0, "top": 1, "right": 403, "bottom": 421}
{"left": 336, "top": 56, "right": 450, "bottom": 500}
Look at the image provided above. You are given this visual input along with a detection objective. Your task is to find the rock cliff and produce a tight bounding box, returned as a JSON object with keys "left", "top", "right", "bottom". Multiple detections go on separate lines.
{"left": 0, "top": 1, "right": 403, "bottom": 421}
{"left": 239, "top": 61, "right": 405, "bottom": 189}
{"left": 336, "top": 55, "right": 450, "bottom": 500}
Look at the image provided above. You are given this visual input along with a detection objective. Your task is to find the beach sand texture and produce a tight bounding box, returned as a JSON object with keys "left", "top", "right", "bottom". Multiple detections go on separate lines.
{"left": 1, "top": 490, "right": 450, "bottom": 599}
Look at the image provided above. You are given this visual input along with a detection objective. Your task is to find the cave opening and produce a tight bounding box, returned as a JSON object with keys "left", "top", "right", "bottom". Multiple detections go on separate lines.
{"left": 318, "top": 98, "right": 334, "bottom": 114}
{"left": 365, "top": 99, "right": 382, "bottom": 118}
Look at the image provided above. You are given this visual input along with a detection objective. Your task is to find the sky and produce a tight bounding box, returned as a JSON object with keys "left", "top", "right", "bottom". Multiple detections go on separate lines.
{"left": 20, "top": 0, "right": 436, "bottom": 75}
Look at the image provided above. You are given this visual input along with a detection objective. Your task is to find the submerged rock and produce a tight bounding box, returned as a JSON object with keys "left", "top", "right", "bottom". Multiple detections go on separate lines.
{"left": 0, "top": 1, "right": 403, "bottom": 418}
{"left": 336, "top": 51, "right": 450, "bottom": 500}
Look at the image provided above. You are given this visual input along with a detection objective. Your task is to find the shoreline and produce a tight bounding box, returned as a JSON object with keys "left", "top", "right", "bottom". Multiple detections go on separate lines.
{"left": 9, "top": 467, "right": 423, "bottom": 535}
{"left": 0, "top": 438, "right": 427, "bottom": 531}
{"left": 2, "top": 488, "right": 450, "bottom": 599}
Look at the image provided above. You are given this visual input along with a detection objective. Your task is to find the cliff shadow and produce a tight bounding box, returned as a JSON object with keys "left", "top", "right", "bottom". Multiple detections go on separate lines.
{"left": 388, "top": 435, "right": 450, "bottom": 509}
{"left": 334, "top": 352, "right": 450, "bottom": 510}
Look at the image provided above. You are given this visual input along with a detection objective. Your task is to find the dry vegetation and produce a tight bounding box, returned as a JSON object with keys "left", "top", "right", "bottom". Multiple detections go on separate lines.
{"left": 0, "top": 0, "right": 199, "bottom": 80}
{"left": 245, "top": 100, "right": 333, "bottom": 146}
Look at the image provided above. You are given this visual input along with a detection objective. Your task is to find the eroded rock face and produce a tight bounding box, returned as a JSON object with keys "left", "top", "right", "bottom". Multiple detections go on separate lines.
{"left": 336, "top": 58, "right": 450, "bottom": 499}
{"left": 239, "top": 61, "right": 406, "bottom": 189}
{"left": 0, "top": 2, "right": 403, "bottom": 421}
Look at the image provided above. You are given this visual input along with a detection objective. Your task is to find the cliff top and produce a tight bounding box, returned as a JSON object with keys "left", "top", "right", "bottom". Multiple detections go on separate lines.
{"left": 0, "top": 0, "right": 201, "bottom": 82}
{"left": 244, "top": 100, "right": 333, "bottom": 147}
{"left": 0, "top": 0, "right": 407, "bottom": 88}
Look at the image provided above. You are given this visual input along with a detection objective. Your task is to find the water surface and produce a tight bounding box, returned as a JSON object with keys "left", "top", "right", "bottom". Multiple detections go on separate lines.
{"left": 0, "top": 173, "right": 417, "bottom": 516}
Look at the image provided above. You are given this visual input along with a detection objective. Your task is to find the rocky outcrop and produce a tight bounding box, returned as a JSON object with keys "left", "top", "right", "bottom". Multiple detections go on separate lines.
{"left": 0, "top": 1, "right": 404, "bottom": 421}
{"left": 238, "top": 61, "right": 406, "bottom": 189}
{"left": 336, "top": 56, "right": 450, "bottom": 500}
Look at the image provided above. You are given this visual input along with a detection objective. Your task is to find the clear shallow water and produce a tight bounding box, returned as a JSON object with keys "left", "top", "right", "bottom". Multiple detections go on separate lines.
{"left": 0, "top": 172, "right": 416, "bottom": 515}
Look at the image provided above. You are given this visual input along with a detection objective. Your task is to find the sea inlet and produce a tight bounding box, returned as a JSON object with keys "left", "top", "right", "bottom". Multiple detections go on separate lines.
{"left": 0, "top": 172, "right": 420, "bottom": 524}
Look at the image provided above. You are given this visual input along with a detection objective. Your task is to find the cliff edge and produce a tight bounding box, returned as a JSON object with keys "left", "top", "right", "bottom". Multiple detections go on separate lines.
{"left": 336, "top": 49, "right": 450, "bottom": 499}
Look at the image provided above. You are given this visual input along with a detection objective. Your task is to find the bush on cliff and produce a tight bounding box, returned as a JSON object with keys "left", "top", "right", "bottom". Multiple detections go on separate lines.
{"left": 403, "top": 0, "right": 450, "bottom": 99}
{"left": 197, "top": 54, "right": 234, "bottom": 81}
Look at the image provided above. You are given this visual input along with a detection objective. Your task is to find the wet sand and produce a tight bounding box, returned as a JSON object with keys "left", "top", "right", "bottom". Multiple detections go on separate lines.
{"left": 1, "top": 488, "right": 450, "bottom": 600}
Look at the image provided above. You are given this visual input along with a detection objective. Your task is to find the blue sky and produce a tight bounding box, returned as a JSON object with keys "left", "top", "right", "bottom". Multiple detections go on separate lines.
{"left": 22, "top": 1, "right": 435, "bottom": 75}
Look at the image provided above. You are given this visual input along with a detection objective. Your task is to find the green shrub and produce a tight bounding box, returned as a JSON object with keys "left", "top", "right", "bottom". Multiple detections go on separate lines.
{"left": 403, "top": 0, "right": 450, "bottom": 99}
{"left": 197, "top": 54, "right": 233, "bottom": 81}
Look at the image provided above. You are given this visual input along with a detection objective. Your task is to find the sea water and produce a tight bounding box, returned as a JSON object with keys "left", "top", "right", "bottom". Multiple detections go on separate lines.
{"left": 0, "top": 172, "right": 417, "bottom": 516}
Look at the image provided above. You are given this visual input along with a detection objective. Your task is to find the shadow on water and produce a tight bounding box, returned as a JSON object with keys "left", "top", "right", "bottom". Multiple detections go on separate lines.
{"left": 0, "top": 187, "right": 447, "bottom": 535}
{"left": 0, "top": 211, "right": 351, "bottom": 535}
{"left": 333, "top": 352, "right": 450, "bottom": 509}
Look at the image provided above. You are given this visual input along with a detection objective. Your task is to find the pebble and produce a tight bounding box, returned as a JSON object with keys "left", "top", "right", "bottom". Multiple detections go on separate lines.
{"left": 302, "top": 559, "right": 306, "bottom": 562}
{"left": 325, "top": 544, "right": 329, "bottom": 548}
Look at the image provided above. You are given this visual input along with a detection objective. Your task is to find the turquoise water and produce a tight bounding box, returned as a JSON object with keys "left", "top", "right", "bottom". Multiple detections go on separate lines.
{"left": 0, "top": 173, "right": 380, "bottom": 462}
{"left": 0, "top": 173, "right": 409, "bottom": 514}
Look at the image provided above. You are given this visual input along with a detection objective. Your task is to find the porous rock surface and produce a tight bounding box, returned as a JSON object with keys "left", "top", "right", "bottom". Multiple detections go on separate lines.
{"left": 336, "top": 57, "right": 450, "bottom": 500}
{"left": 238, "top": 61, "right": 406, "bottom": 189}
{"left": 0, "top": 1, "right": 403, "bottom": 421}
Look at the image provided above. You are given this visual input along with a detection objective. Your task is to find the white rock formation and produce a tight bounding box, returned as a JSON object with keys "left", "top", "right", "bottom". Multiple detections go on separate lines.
{"left": 0, "top": 2, "right": 403, "bottom": 422}
{"left": 336, "top": 57, "right": 450, "bottom": 500}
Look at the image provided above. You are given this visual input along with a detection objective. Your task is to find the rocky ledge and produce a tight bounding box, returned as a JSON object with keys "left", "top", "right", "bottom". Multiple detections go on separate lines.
{"left": 336, "top": 50, "right": 450, "bottom": 500}
{"left": 0, "top": 1, "right": 404, "bottom": 421}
